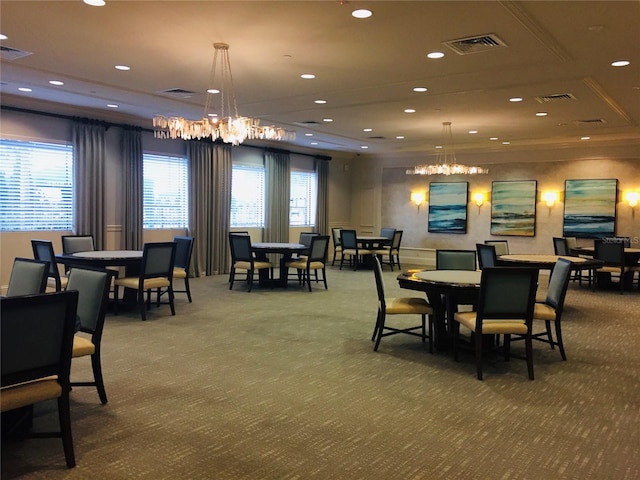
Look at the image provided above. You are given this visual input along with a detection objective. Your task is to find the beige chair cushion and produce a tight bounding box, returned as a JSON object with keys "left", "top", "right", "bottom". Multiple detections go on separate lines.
{"left": 386, "top": 297, "right": 433, "bottom": 315}
{"left": 73, "top": 335, "right": 95, "bottom": 357}
{"left": 286, "top": 260, "right": 324, "bottom": 270}
{"left": 173, "top": 267, "right": 187, "bottom": 279}
{"left": 533, "top": 302, "right": 557, "bottom": 321}
{"left": 115, "top": 276, "right": 170, "bottom": 290}
{"left": 1, "top": 377, "right": 62, "bottom": 412}
{"left": 46, "top": 276, "right": 68, "bottom": 291}
{"left": 343, "top": 248, "right": 375, "bottom": 256}
{"left": 454, "top": 311, "right": 528, "bottom": 334}
{"left": 234, "top": 260, "right": 271, "bottom": 270}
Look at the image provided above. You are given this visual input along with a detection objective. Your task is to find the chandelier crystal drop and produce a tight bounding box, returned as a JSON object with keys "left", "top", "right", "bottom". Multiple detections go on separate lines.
{"left": 406, "top": 122, "right": 488, "bottom": 175}
{"left": 153, "top": 43, "right": 294, "bottom": 146}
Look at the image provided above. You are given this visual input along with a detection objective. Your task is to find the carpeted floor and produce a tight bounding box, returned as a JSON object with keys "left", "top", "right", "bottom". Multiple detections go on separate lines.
{"left": 2, "top": 264, "right": 640, "bottom": 479}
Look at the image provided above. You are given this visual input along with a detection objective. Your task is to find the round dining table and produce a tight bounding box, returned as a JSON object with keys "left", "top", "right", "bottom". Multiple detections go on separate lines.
{"left": 251, "top": 242, "right": 307, "bottom": 287}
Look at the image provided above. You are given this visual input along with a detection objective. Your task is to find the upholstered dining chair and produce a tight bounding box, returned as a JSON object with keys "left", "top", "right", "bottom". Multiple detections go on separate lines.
{"left": 331, "top": 228, "right": 343, "bottom": 266}
{"left": 552, "top": 237, "right": 570, "bottom": 256}
{"left": 171, "top": 236, "right": 195, "bottom": 302}
{"left": 113, "top": 242, "right": 177, "bottom": 320}
{"left": 484, "top": 240, "right": 509, "bottom": 256}
{"left": 436, "top": 249, "right": 478, "bottom": 271}
{"left": 379, "top": 227, "right": 396, "bottom": 241}
{"left": 476, "top": 243, "right": 498, "bottom": 270}
{"left": 31, "top": 239, "right": 68, "bottom": 291}
{"left": 371, "top": 257, "right": 434, "bottom": 352}
{"left": 339, "top": 229, "right": 373, "bottom": 271}
{"left": 1, "top": 290, "right": 79, "bottom": 468}
{"left": 228, "top": 234, "right": 272, "bottom": 292}
{"left": 513, "top": 258, "right": 573, "bottom": 360}
{"left": 453, "top": 267, "right": 539, "bottom": 380}
{"left": 67, "top": 267, "right": 113, "bottom": 404}
{"left": 594, "top": 239, "right": 635, "bottom": 294}
{"left": 61, "top": 235, "right": 95, "bottom": 254}
{"left": 375, "top": 230, "right": 404, "bottom": 271}
{"left": 285, "top": 235, "right": 330, "bottom": 291}
{"left": 5, "top": 257, "right": 49, "bottom": 297}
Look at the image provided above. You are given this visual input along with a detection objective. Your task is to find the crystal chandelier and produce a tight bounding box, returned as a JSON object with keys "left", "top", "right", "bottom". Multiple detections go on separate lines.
{"left": 406, "top": 122, "right": 488, "bottom": 175}
{"left": 153, "top": 43, "right": 294, "bottom": 146}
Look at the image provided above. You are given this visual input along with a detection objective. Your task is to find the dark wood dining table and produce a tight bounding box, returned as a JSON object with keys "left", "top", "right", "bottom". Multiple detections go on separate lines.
{"left": 251, "top": 242, "right": 308, "bottom": 287}
{"left": 398, "top": 269, "right": 482, "bottom": 351}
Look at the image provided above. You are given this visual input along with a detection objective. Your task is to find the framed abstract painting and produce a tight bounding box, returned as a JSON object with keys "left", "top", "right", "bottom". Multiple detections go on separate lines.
{"left": 490, "top": 180, "right": 537, "bottom": 236}
{"left": 563, "top": 179, "right": 618, "bottom": 238}
{"left": 428, "top": 182, "right": 468, "bottom": 234}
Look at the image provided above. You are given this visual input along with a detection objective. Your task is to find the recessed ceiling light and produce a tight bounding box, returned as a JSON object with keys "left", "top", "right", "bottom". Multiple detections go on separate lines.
{"left": 107, "top": 104, "right": 118, "bottom": 108}
{"left": 509, "top": 97, "right": 523, "bottom": 102}
{"left": 300, "top": 73, "right": 315, "bottom": 79}
{"left": 427, "top": 52, "right": 445, "bottom": 59}
{"left": 310, "top": 142, "right": 318, "bottom": 145}
{"left": 115, "top": 65, "right": 130, "bottom": 71}
{"left": 468, "top": 130, "right": 478, "bottom": 134}
{"left": 363, "top": 128, "right": 372, "bottom": 132}
{"left": 611, "top": 60, "right": 630, "bottom": 67}
{"left": 502, "top": 141, "right": 511, "bottom": 145}
{"left": 305, "top": 133, "right": 313, "bottom": 137}
{"left": 207, "top": 88, "right": 220, "bottom": 94}
{"left": 352, "top": 9, "right": 373, "bottom": 19}
{"left": 536, "top": 112, "right": 548, "bottom": 116}
{"left": 314, "top": 99, "right": 327, "bottom": 104}
{"left": 0, "top": 34, "right": 7, "bottom": 40}
{"left": 489, "top": 137, "right": 498, "bottom": 141}
{"left": 413, "top": 87, "right": 428, "bottom": 92}
{"left": 435, "top": 145, "right": 443, "bottom": 149}
{"left": 207, "top": 113, "right": 218, "bottom": 118}
{"left": 360, "top": 145, "right": 369, "bottom": 149}
{"left": 323, "top": 118, "right": 333, "bottom": 122}
{"left": 18, "top": 87, "right": 32, "bottom": 92}
{"left": 581, "top": 136, "right": 591, "bottom": 140}
{"left": 404, "top": 108, "right": 416, "bottom": 113}
{"left": 49, "top": 80, "right": 64, "bottom": 86}
{"left": 83, "top": 0, "right": 106, "bottom": 5}
{"left": 396, "top": 136, "right": 405, "bottom": 140}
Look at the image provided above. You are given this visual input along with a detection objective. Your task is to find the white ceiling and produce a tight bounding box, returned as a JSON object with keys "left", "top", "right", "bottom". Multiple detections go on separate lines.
{"left": 1, "top": 0, "right": 639, "bottom": 160}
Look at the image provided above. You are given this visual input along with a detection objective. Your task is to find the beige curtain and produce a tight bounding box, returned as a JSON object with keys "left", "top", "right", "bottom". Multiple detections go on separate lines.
{"left": 315, "top": 158, "right": 329, "bottom": 235}
{"left": 264, "top": 151, "right": 290, "bottom": 243}
{"left": 72, "top": 119, "right": 106, "bottom": 250}
{"left": 121, "top": 127, "right": 143, "bottom": 250}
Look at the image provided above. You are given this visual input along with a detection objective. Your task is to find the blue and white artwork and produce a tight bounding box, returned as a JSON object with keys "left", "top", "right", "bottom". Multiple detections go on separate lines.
{"left": 490, "top": 180, "right": 537, "bottom": 236}
{"left": 428, "top": 182, "right": 468, "bottom": 234}
{"left": 563, "top": 179, "right": 617, "bottom": 239}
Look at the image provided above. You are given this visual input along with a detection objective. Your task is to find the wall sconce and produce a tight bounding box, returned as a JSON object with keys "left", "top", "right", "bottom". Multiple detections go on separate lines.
{"left": 411, "top": 191, "right": 426, "bottom": 212}
{"left": 541, "top": 191, "right": 560, "bottom": 208}
{"left": 472, "top": 192, "right": 486, "bottom": 207}
{"left": 624, "top": 190, "right": 639, "bottom": 208}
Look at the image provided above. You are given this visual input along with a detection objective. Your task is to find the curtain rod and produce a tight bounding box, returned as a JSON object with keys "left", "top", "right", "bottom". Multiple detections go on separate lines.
{"left": 1, "top": 105, "right": 331, "bottom": 161}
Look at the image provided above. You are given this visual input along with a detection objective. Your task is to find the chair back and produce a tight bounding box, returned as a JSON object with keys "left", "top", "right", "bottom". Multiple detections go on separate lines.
{"left": 476, "top": 267, "right": 539, "bottom": 325}
{"left": 390, "top": 230, "right": 403, "bottom": 250}
{"left": 436, "top": 250, "right": 477, "bottom": 271}
{"left": 61, "top": 235, "right": 95, "bottom": 254}
{"left": 565, "top": 237, "right": 578, "bottom": 250}
{"left": 372, "top": 256, "right": 386, "bottom": 309}
{"left": 31, "top": 239, "right": 64, "bottom": 290}
{"left": 229, "top": 233, "right": 254, "bottom": 263}
{"left": 141, "top": 242, "right": 177, "bottom": 280}
{"left": 594, "top": 239, "right": 625, "bottom": 266}
{"left": 545, "top": 258, "right": 573, "bottom": 312}
{"left": 476, "top": 243, "right": 497, "bottom": 269}
{"left": 553, "top": 237, "right": 569, "bottom": 256}
{"left": 173, "top": 236, "right": 194, "bottom": 271}
{"left": 331, "top": 228, "right": 342, "bottom": 247}
{"left": 6, "top": 258, "right": 49, "bottom": 297}
{"left": 66, "top": 267, "right": 112, "bottom": 336}
{"left": 380, "top": 227, "right": 396, "bottom": 240}
{"left": 1, "top": 290, "right": 78, "bottom": 388}
{"left": 340, "top": 229, "right": 358, "bottom": 250}
{"left": 307, "top": 235, "right": 330, "bottom": 263}
{"left": 299, "top": 232, "right": 319, "bottom": 248}
{"left": 484, "top": 240, "right": 509, "bottom": 255}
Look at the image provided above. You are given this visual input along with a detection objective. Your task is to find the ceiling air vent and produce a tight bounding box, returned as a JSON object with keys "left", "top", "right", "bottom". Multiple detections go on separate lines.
{"left": 294, "top": 121, "right": 321, "bottom": 127}
{"left": 443, "top": 33, "right": 507, "bottom": 55}
{"left": 157, "top": 88, "right": 199, "bottom": 99}
{"left": 534, "top": 93, "right": 576, "bottom": 103}
{"left": 367, "top": 136, "right": 385, "bottom": 140}
{"left": 574, "top": 118, "right": 606, "bottom": 125}
{"left": 0, "top": 45, "right": 33, "bottom": 61}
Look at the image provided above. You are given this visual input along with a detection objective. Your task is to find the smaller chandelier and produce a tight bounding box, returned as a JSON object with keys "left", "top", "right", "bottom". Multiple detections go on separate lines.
{"left": 406, "top": 122, "right": 488, "bottom": 175}
{"left": 153, "top": 43, "right": 294, "bottom": 146}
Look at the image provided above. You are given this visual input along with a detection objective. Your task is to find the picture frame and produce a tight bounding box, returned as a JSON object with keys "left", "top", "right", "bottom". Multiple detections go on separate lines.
{"left": 490, "top": 180, "right": 537, "bottom": 236}
{"left": 428, "top": 182, "right": 468, "bottom": 234}
{"left": 563, "top": 179, "right": 618, "bottom": 238}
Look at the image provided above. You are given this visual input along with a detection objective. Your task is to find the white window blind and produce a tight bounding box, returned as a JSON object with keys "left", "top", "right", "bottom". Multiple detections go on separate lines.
{"left": 143, "top": 153, "right": 188, "bottom": 229}
{"left": 231, "top": 165, "right": 265, "bottom": 227}
{"left": 0, "top": 139, "right": 73, "bottom": 231}
{"left": 290, "top": 170, "right": 317, "bottom": 226}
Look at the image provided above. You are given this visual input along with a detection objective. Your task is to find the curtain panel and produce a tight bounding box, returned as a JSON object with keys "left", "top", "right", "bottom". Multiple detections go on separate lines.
{"left": 315, "top": 158, "right": 329, "bottom": 235}
{"left": 121, "top": 127, "right": 143, "bottom": 250}
{"left": 264, "top": 151, "right": 290, "bottom": 243}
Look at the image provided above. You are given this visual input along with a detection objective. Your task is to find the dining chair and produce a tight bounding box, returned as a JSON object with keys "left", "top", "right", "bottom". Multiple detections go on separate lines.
{"left": 484, "top": 240, "right": 509, "bottom": 256}
{"left": 1, "top": 290, "right": 79, "bottom": 468}
{"left": 331, "top": 228, "right": 343, "bottom": 266}
{"left": 375, "top": 230, "right": 404, "bottom": 271}
{"left": 61, "top": 235, "right": 95, "bottom": 254}
{"left": 379, "top": 227, "right": 396, "bottom": 241}
{"left": 436, "top": 249, "right": 477, "bottom": 271}
{"left": 594, "top": 239, "right": 635, "bottom": 294}
{"left": 67, "top": 267, "right": 113, "bottom": 404}
{"left": 512, "top": 258, "right": 573, "bottom": 360}
{"left": 339, "top": 229, "right": 373, "bottom": 271}
{"left": 453, "top": 267, "right": 539, "bottom": 380}
{"left": 228, "top": 234, "right": 273, "bottom": 292}
{"left": 552, "top": 237, "right": 570, "bottom": 256}
{"left": 113, "top": 242, "right": 177, "bottom": 320}
{"left": 171, "top": 236, "right": 195, "bottom": 302}
{"left": 476, "top": 243, "right": 498, "bottom": 270}
{"left": 31, "top": 239, "right": 68, "bottom": 291}
{"left": 285, "top": 235, "right": 330, "bottom": 291}
{"left": 5, "top": 257, "right": 49, "bottom": 297}
{"left": 371, "top": 257, "right": 434, "bottom": 352}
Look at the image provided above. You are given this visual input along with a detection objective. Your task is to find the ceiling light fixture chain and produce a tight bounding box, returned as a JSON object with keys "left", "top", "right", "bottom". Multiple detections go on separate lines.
{"left": 406, "top": 121, "right": 488, "bottom": 176}
{"left": 153, "top": 42, "right": 294, "bottom": 145}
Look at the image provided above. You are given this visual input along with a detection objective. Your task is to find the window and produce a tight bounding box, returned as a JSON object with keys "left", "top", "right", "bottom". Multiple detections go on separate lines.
{"left": 0, "top": 139, "right": 73, "bottom": 231}
{"left": 143, "top": 154, "right": 188, "bottom": 229}
{"left": 231, "top": 165, "right": 265, "bottom": 227}
{"left": 290, "top": 170, "right": 317, "bottom": 226}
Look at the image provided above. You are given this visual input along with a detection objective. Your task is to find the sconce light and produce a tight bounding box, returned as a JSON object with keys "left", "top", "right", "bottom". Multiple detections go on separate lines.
{"left": 411, "top": 191, "right": 426, "bottom": 212}
{"left": 541, "top": 191, "right": 560, "bottom": 208}
{"left": 624, "top": 190, "right": 639, "bottom": 208}
{"left": 472, "top": 192, "right": 486, "bottom": 207}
